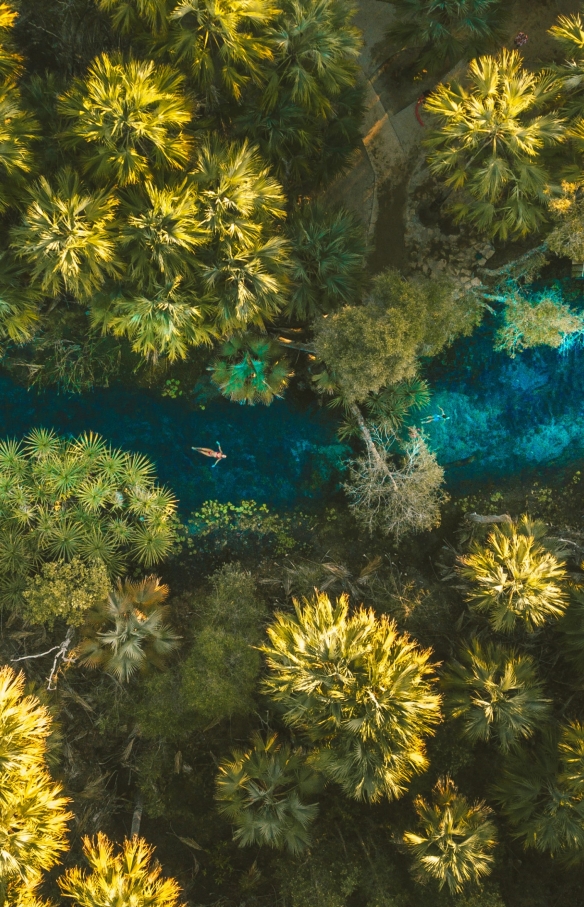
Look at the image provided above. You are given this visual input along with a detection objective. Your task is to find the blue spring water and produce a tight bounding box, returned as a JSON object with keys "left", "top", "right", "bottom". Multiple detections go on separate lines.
{"left": 0, "top": 373, "right": 348, "bottom": 515}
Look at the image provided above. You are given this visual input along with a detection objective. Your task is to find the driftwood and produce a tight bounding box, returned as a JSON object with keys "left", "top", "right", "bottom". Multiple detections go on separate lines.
{"left": 465, "top": 512, "right": 513, "bottom": 525}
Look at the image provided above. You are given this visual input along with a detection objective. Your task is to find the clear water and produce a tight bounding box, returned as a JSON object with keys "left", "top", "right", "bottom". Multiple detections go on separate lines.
{"left": 0, "top": 374, "right": 348, "bottom": 514}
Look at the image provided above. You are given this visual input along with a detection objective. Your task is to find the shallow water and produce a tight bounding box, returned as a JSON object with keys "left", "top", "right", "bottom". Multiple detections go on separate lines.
{"left": 0, "top": 374, "right": 347, "bottom": 515}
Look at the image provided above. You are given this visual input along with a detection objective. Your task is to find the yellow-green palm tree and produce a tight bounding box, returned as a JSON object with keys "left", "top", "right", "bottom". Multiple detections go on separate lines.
{"left": 457, "top": 516, "right": 568, "bottom": 632}
{"left": 192, "top": 138, "right": 290, "bottom": 332}
{"left": 97, "top": 0, "right": 171, "bottom": 35}
{"left": 59, "top": 834, "right": 183, "bottom": 907}
{"left": 59, "top": 54, "right": 194, "bottom": 187}
{"left": 91, "top": 277, "right": 216, "bottom": 361}
{"left": 0, "top": 667, "right": 70, "bottom": 905}
{"left": 425, "top": 49, "right": 565, "bottom": 239}
{"left": 119, "top": 180, "right": 207, "bottom": 284}
{"left": 0, "top": 255, "right": 40, "bottom": 345}
{"left": 443, "top": 639, "right": 551, "bottom": 752}
{"left": 77, "top": 575, "right": 180, "bottom": 682}
{"left": 216, "top": 732, "right": 320, "bottom": 853}
{"left": 404, "top": 777, "right": 497, "bottom": 893}
{"left": 0, "top": 3, "right": 23, "bottom": 83}
{"left": 0, "top": 85, "right": 39, "bottom": 211}
{"left": 265, "top": 0, "right": 361, "bottom": 118}
{"left": 261, "top": 592, "right": 442, "bottom": 802}
{"left": 11, "top": 169, "right": 119, "bottom": 301}
{"left": 167, "top": 0, "right": 276, "bottom": 100}
{"left": 549, "top": 13, "right": 584, "bottom": 119}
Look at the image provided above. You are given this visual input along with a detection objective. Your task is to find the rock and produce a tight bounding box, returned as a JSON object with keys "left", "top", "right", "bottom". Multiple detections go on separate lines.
{"left": 470, "top": 277, "right": 482, "bottom": 287}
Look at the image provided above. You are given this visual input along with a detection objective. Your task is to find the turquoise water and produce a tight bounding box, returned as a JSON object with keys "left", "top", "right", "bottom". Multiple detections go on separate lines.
{"left": 0, "top": 375, "right": 347, "bottom": 514}
{"left": 422, "top": 312, "right": 584, "bottom": 488}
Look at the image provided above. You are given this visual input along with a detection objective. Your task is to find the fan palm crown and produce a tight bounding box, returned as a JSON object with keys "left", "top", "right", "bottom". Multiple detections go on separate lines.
{"left": 167, "top": 0, "right": 277, "bottom": 100}
{"left": 11, "top": 169, "right": 119, "bottom": 301}
{"left": 404, "top": 777, "right": 497, "bottom": 893}
{"left": 59, "top": 55, "right": 194, "bottom": 187}
{"left": 59, "top": 833, "right": 184, "bottom": 907}
{"left": 0, "top": 85, "right": 38, "bottom": 210}
{"left": 261, "top": 592, "right": 442, "bottom": 802}
{"left": 77, "top": 575, "right": 180, "bottom": 682}
{"left": 443, "top": 639, "right": 551, "bottom": 751}
{"left": 457, "top": 516, "right": 568, "bottom": 632}
{"left": 216, "top": 732, "right": 320, "bottom": 853}
{"left": 209, "top": 333, "right": 292, "bottom": 404}
{"left": 266, "top": 0, "right": 361, "bottom": 117}
{"left": 424, "top": 49, "right": 565, "bottom": 239}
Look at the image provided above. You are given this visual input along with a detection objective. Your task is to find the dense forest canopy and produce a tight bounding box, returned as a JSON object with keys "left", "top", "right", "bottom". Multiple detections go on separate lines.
{"left": 4, "top": 2, "right": 584, "bottom": 907}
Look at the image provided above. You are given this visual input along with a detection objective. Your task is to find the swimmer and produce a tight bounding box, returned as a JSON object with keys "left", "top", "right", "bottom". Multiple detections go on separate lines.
{"left": 421, "top": 406, "right": 450, "bottom": 425}
{"left": 192, "top": 442, "right": 227, "bottom": 467}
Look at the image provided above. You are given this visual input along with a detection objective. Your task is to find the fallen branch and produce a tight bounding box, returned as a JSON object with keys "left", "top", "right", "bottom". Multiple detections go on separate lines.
{"left": 12, "top": 627, "right": 75, "bottom": 689}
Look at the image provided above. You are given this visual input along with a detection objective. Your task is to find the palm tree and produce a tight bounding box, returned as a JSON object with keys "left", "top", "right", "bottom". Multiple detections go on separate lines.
{"left": 119, "top": 181, "right": 207, "bottom": 285}
{"left": 457, "top": 516, "right": 568, "bottom": 633}
{"left": 59, "top": 54, "right": 193, "bottom": 187}
{"left": 549, "top": 13, "right": 584, "bottom": 119}
{"left": 494, "top": 728, "right": 584, "bottom": 859}
{"left": 192, "top": 138, "right": 290, "bottom": 332}
{"left": 0, "top": 85, "right": 39, "bottom": 211}
{"left": 59, "top": 834, "right": 183, "bottom": 907}
{"left": 386, "top": 0, "right": 506, "bottom": 71}
{"left": 77, "top": 576, "right": 180, "bottom": 682}
{"left": 216, "top": 732, "right": 320, "bottom": 853}
{"left": 424, "top": 50, "right": 565, "bottom": 239}
{"left": 558, "top": 720, "right": 584, "bottom": 795}
{"left": 286, "top": 202, "right": 366, "bottom": 320}
{"left": 442, "top": 640, "right": 551, "bottom": 752}
{"left": 97, "top": 0, "right": 171, "bottom": 36}
{"left": 233, "top": 100, "right": 321, "bottom": 186}
{"left": 265, "top": 0, "right": 361, "bottom": 118}
{"left": 0, "top": 255, "right": 40, "bottom": 345}
{"left": 0, "top": 3, "right": 23, "bottom": 83}
{"left": 261, "top": 592, "right": 442, "bottom": 802}
{"left": 209, "top": 333, "right": 292, "bottom": 404}
{"left": 166, "top": 0, "right": 276, "bottom": 101}
{"left": 404, "top": 777, "right": 497, "bottom": 893}
{"left": 0, "top": 667, "right": 70, "bottom": 905}
{"left": 11, "top": 169, "right": 119, "bottom": 301}
{"left": 558, "top": 587, "right": 584, "bottom": 674}
{"left": 91, "top": 278, "right": 216, "bottom": 362}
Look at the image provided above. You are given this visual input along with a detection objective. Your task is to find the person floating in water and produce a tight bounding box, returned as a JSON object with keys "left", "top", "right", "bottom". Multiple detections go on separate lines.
{"left": 421, "top": 406, "right": 450, "bottom": 425}
{"left": 192, "top": 442, "right": 227, "bottom": 467}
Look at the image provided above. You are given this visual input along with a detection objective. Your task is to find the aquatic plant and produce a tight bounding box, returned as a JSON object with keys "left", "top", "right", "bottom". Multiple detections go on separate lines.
{"left": 386, "top": 0, "right": 506, "bottom": 71}
{"left": 457, "top": 517, "right": 568, "bottom": 633}
{"left": 216, "top": 732, "right": 320, "bottom": 853}
{"left": 0, "top": 430, "right": 177, "bottom": 612}
{"left": 425, "top": 50, "right": 565, "bottom": 239}
{"left": 443, "top": 640, "right": 551, "bottom": 752}
{"left": 209, "top": 334, "right": 292, "bottom": 405}
{"left": 404, "top": 777, "right": 497, "bottom": 893}
{"left": 261, "top": 592, "right": 442, "bottom": 802}
{"left": 77, "top": 575, "right": 180, "bottom": 682}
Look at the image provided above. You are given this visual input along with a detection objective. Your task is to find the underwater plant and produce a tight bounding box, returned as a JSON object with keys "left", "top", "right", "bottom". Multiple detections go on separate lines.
{"left": 0, "top": 429, "right": 177, "bottom": 612}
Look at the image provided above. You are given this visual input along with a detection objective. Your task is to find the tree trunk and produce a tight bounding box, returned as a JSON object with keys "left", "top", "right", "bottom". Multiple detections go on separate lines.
{"left": 131, "top": 794, "right": 143, "bottom": 838}
{"left": 349, "top": 404, "right": 385, "bottom": 470}
{"left": 465, "top": 512, "right": 513, "bottom": 524}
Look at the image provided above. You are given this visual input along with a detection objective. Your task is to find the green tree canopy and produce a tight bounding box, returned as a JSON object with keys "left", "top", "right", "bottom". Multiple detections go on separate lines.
{"left": 216, "top": 732, "right": 320, "bottom": 853}
{"left": 209, "top": 333, "right": 292, "bottom": 404}
{"left": 261, "top": 592, "right": 442, "bottom": 802}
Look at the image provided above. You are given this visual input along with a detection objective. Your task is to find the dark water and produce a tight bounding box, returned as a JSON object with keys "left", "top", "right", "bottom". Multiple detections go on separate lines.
{"left": 0, "top": 374, "right": 347, "bottom": 515}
